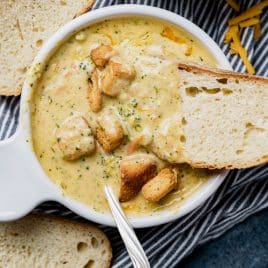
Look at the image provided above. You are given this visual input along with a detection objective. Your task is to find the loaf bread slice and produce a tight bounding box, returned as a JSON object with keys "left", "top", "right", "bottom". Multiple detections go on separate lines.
{"left": 0, "top": 214, "right": 112, "bottom": 268}
{"left": 0, "top": 0, "right": 95, "bottom": 96}
{"left": 177, "top": 63, "right": 268, "bottom": 169}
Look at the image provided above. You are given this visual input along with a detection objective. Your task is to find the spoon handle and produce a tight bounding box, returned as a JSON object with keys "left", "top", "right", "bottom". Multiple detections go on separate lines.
{"left": 104, "top": 186, "right": 150, "bottom": 268}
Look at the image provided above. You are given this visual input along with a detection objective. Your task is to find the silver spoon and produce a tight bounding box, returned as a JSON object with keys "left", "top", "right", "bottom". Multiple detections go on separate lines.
{"left": 104, "top": 186, "right": 150, "bottom": 268}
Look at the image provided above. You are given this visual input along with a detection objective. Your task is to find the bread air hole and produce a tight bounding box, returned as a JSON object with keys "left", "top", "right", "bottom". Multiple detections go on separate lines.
{"left": 202, "top": 87, "right": 221, "bottom": 94}
{"left": 83, "top": 259, "right": 95, "bottom": 268}
{"left": 91, "top": 237, "right": 98, "bottom": 248}
{"left": 216, "top": 78, "right": 228, "bottom": 84}
{"left": 222, "top": 88, "right": 233, "bottom": 95}
{"left": 185, "top": 87, "right": 200, "bottom": 97}
{"left": 10, "top": 232, "right": 19, "bottom": 236}
{"left": 180, "top": 135, "right": 186, "bottom": 142}
{"left": 77, "top": 242, "right": 88, "bottom": 253}
{"left": 36, "top": 39, "right": 43, "bottom": 47}
{"left": 246, "top": 122, "right": 254, "bottom": 128}
{"left": 17, "top": 67, "right": 27, "bottom": 74}
{"left": 186, "top": 86, "right": 232, "bottom": 96}
{"left": 182, "top": 117, "right": 187, "bottom": 125}
{"left": 236, "top": 149, "right": 243, "bottom": 155}
{"left": 244, "top": 126, "right": 264, "bottom": 138}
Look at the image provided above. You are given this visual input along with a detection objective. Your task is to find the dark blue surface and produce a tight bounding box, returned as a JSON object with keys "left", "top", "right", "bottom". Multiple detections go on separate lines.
{"left": 180, "top": 209, "right": 268, "bottom": 268}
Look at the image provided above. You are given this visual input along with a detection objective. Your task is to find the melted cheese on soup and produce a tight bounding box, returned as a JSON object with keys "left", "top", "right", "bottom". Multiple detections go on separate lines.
{"left": 31, "top": 17, "right": 217, "bottom": 217}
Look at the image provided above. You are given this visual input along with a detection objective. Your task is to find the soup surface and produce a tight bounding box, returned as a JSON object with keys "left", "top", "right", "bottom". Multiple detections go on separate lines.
{"left": 31, "top": 17, "right": 217, "bottom": 217}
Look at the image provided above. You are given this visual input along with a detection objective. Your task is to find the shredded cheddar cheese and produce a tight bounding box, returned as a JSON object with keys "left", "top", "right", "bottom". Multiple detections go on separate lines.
{"left": 239, "top": 17, "right": 260, "bottom": 28}
{"left": 230, "top": 42, "right": 242, "bottom": 54}
{"left": 161, "top": 27, "right": 193, "bottom": 57}
{"left": 106, "top": 34, "right": 116, "bottom": 45}
{"left": 228, "top": 1, "right": 268, "bottom": 26}
{"left": 226, "top": 0, "right": 240, "bottom": 12}
{"left": 228, "top": 26, "right": 240, "bottom": 44}
{"left": 230, "top": 44, "right": 255, "bottom": 75}
{"left": 224, "top": 26, "right": 238, "bottom": 43}
{"left": 229, "top": 8, "right": 262, "bottom": 26}
{"left": 254, "top": 16, "right": 262, "bottom": 40}
{"left": 238, "top": 48, "right": 255, "bottom": 75}
{"left": 161, "top": 27, "right": 186, "bottom": 44}
{"left": 224, "top": 1, "right": 268, "bottom": 74}
{"left": 185, "top": 46, "right": 193, "bottom": 56}
{"left": 224, "top": 26, "right": 255, "bottom": 74}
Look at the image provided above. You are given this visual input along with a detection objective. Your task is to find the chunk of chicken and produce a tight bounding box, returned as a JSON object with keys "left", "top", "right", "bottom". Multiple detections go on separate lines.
{"left": 119, "top": 154, "right": 157, "bottom": 202}
{"left": 90, "top": 45, "right": 114, "bottom": 68}
{"left": 127, "top": 135, "right": 144, "bottom": 155}
{"left": 96, "top": 107, "right": 124, "bottom": 152}
{"left": 102, "top": 61, "right": 135, "bottom": 97}
{"left": 56, "top": 116, "right": 95, "bottom": 161}
{"left": 88, "top": 68, "right": 102, "bottom": 112}
{"left": 142, "top": 168, "right": 178, "bottom": 202}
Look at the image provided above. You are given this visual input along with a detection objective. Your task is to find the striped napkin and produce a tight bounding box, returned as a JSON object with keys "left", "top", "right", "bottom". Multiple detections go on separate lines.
{"left": 0, "top": 0, "right": 267, "bottom": 267}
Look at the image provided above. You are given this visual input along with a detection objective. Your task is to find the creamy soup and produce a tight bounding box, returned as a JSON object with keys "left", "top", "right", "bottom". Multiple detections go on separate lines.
{"left": 31, "top": 17, "right": 217, "bottom": 217}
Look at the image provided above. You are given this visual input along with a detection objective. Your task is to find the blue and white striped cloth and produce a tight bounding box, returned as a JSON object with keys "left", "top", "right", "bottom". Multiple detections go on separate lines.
{"left": 1, "top": 0, "right": 267, "bottom": 267}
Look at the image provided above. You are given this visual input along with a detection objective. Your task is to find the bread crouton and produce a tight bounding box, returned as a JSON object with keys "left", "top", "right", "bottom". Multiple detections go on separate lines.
{"left": 102, "top": 61, "right": 135, "bottom": 97}
{"left": 88, "top": 68, "right": 102, "bottom": 112}
{"left": 119, "top": 154, "right": 157, "bottom": 202}
{"left": 96, "top": 107, "right": 124, "bottom": 152}
{"left": 90, "top": 45, "right": 114, "bottom": 68}
{"left": 56, "top": 115, "right": 95, "bottom": 160}
{"left": 142, "top": 168, "right": 178, "bottom": 202}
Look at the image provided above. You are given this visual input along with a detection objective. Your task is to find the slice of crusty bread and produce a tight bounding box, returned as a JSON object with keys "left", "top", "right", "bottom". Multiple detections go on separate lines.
{"left": 177, "top": 63, "right": 268, "bottom": 169}
{"left": 0, "top": 214, "right": 112, "bottom": 268}
{"left": 0, "top": 0, "right": 95, "bottom": 96}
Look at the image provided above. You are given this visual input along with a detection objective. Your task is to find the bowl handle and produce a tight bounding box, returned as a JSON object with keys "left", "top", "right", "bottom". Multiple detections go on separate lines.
{"left": 0, "top": 134, "right": 53, "bottom": 221}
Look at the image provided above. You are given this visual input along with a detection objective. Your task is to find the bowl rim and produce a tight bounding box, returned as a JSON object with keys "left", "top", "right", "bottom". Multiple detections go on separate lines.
{"left": 21, "top": 4, "right": 231, "bottom": 228}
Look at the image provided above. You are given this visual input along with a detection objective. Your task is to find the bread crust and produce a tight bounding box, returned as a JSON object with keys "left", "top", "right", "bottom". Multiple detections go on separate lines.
{"left": 96, "top": 126, "right": 124, "bottom": 152}
{"left": 96, "top": 108, "right": 124, "bottom": 152}
{"left": 188, "top": 155, "right": 268, "bottom": 170}
{"left": 88, "top": 68, "right": 103, "bottom": 112}
{"left": 178, "top": 63, "right": 268, "bottom": 84}
{"left": 0, "top": 84, "right": 22, "bottom": 96}
{"left": 74, "top": 0, "right": 95, "bottom": 18}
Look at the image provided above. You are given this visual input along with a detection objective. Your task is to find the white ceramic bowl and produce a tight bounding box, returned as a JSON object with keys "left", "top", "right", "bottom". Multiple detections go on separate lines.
{"left": 0, "top": 5, "right": 231, "bottom": 228}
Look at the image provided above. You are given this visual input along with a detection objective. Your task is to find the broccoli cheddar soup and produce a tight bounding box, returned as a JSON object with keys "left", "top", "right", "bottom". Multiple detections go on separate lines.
{"left": 31, "top": 17, "right": 217, "bottom": 216}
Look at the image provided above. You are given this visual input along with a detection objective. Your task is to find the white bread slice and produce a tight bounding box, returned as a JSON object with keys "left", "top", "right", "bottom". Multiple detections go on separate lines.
{"left": 0, "top": 214, "right": 112, "bottom": 268}
{"left": 177, "top": 63, "right": 268, "bottom": 169}
{"left": 0, "top": 0, "right": 95, "bottom": 96}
